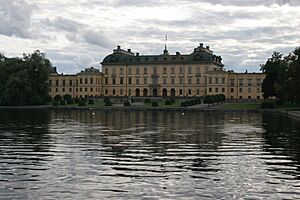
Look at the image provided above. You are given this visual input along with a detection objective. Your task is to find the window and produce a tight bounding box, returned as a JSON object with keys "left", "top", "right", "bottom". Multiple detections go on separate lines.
{"left": 163, "top": 67, "right": 167, "bottom": 74}
{"left": 105, "top": 68, "right": 108, "bottom": 74}
{"left": 120, "top": 68, "right": 124, "bottom": 75}
{"left": 136, "top": 78, "right": 139, "bottom": 85}
{"left": 239, "top": 88, "right": 243, "bottom": 93}
{"left": 105, "top": 89, "right": 108, "bottom": 95}
{"left": 256, "top": 79, "right": 261, "bottom": 86}
{"left": 231, "top": 88, "right": 234, "bottom": 93}
{"left": 248, "top": 79, "right": 252, "bottom": 86}
{"left": 136, "top": 67, "right": 139, "bottom": 75}
{"left": 209, "top": 78, "right": 212, "bottom": 84}
{"left": 163, "top": 78, "right": 167, "bottom": 84}
{"left": 85, "top": 78, "right": 88, "bottom": 84}
{"left": 171, "top": 67, "right": 175, "bottom": 74}
{"left": 239, "top": 96, "right": 242, "bottom": 99}
{"left": 144, "top": 77, "right": 147, "bottom": 84}
{"left": 90, "top": 78, "right": 93, "bottom": 84}
{"left": 112, "top": 78, "right": 116, "bottom": 85}
{"left": 80, "top": 78, "right": 83, "bottom": 84}
{"left": 153, "top": 67, "right": 157, "bottom": 75}
{"left": 197, "top": 78, "right": 200, "bottom": 84}
{"left": 215, "top": 88, "right": 218, "bottom": 92}
{"left": 120, "top": 89, "right": 123, "bottom": 95}
{"left": 49, "top": 80, "right": 52, "bottom": 86}
{"left": 248, "top": 88, "right": 252, "bottom": 93}
{"left": 56, "top": 80, "right": 59, "bottom": 86}
{"left": 188, "top": 78, "right": 192, "bottom": 84}
{"left": 257, "top": 87, "right": 260, "bottom": 93}
{"left": 248, "top": 96, "right": 251, "bottom": 99}
{"left": 69, "top": 80, "right": 72, "bottom": 86}
{"left": 257, "top": 96, "right": 260, "bottom": 99}
{"left": 128, "top": 89, "right": 132, "bottom": 96}
{"left": 112, "top": 68, "right": 116, "bottom": 75}
{"left": 113, "top": 89, "right": 115, "bottom": 95}
{"left": 179, "top": 67, "right": 183, "bottom": 74}
{"left": 205, "top": 66, "right": 209, "bottom": 72}
{"left": 196, "top": 66, "right": 200, "bottom": 74}
{"left": 230, "top": 79, "right": 234, "bottom": 86}
{"left": 179, "top": 77, "right": 183, "bottom": 84}
{"left": 120, "top": 78, "right": 123, "bottom": 85}
{"left": 188, "top": 89, "right": 192, "bottom": 95}
{"left": 179, "top": 89, "right": 183, "bottom": 95}
{"left": 55, "top": 88, "right": 58, "bottom": 92}
{"left": 80, "top": 88, "right": 82, "bottom": 92}
{"left": 62, "top": 80, "right": 65, "bottom": 86}
{"left": 222, "top": 88, "right": 225, "bottom": 92}
{"left": 69, "top": 88, "right": 72, "bottom": 92}
{"left": 85, "top": 88, "right": 87, "bottom": 92}
{"left": 197, "top": 89, "right": 200, "bottom": 95}
{"left": 144, "top": 67, "right": 147, "bottom": 74}
{"left": 188, "top": 66, "right": 192, "bottom": 74}
{"left": 90, "top": 88, "right": 93, "bottom": 92}
{"left": 222, "top": 78, "right": 225, "bottom": 84}
{"left": 62, "top": 88, "right": 65, "bottom": 92}
{"left": 171, "top": 78, "right": 175, "bottom": 84}
{"left": 128, "top": 67, "right": 132, "bottom": 74}
{"left": 239, "top": 79, "right": 243, "bottom": 86}
{"left": 209, "top": 88, "right": 212, "bottom": 92}
{"left": 215, "top": 77, "right": 219, "bottom": 84}
{"left": 128, "top": 78, "right": 132, "bottom": 85}
{"left": 105, "top": 78, "right": 108, "bottom": 84}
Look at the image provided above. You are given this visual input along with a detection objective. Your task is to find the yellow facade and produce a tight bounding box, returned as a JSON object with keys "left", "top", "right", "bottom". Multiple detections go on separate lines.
{"left": 49, "top": 67, "right": 102, "bottom": 98}
{"left": 49, "top": 44, "right": 266, "bottom": 100}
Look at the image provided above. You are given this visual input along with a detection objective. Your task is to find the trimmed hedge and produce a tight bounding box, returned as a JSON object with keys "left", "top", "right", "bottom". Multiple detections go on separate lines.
{"left": 152, "top": 101, "right": 159, "bottom": 107}
{"left": 52, "top": 101, "right": 59, "bottom": 106}
{"left": 88, "top": 99, "right": 95, "bottom": 105}
{"left": 144, "top": 98, "right": 151, "bottom": 103}
{"left": 124, "top": 101, "right": 131, "bottom": 106}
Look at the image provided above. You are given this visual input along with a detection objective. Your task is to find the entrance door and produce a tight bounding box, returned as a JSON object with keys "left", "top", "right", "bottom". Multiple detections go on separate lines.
{"left": 162, "top": 88, "right": 167, "bottom": 97}
{"left": 171, "top": 88, "right": 176, "bottom": 97}
{"left": 153, "top": 88, "right": 158, "bottom": 97}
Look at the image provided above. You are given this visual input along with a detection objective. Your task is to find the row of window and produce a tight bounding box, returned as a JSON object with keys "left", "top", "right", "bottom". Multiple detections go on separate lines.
{"left": 105, "top": 77, "right": 202, "bottom": 85}
{"left": 51, "top": 87, "right": 101, "bottom": 93}
{"left": 104, "top": 88, "right": 199, "bottom": 96}
{"left": 229, "top": 78, "right": 262, "bottom": 86}
{"left": 228, "top": 87, "right": 261, "bottom": 93}
{"left": 104, "top": 66, "right": 210, "bottom": 75}
{"left": 50, "top": 78, "right": 101, "bottom": 87}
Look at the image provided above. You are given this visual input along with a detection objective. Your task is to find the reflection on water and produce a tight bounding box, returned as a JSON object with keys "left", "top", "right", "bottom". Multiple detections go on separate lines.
{"left": 0, "top": 110, "right": 299, "bottom": 199}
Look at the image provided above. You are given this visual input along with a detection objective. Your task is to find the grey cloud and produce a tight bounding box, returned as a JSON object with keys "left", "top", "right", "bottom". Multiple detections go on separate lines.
{"left": 43, "top": 17, "right": 85, "bottom": 33}
{"left": 83, "top": 30, "right": 113, "bottom": 48}
{"left": 0, "top": 0, "right": 35, "bottom": 38}
{"left": 184, "top": 0, "right": 300, "bottom": 6}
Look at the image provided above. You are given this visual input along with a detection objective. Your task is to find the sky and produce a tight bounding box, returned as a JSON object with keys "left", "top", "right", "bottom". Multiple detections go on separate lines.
{"left": 0, "top": 0, "right": 300, "bottom": 74}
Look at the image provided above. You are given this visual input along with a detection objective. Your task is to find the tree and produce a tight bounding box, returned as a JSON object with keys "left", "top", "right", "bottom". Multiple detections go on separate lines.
{"left": 0, "top": 50, "right": 52, "bottom": 106}
{"left": 261, "top": 52, "right": 288, "bottom": 101}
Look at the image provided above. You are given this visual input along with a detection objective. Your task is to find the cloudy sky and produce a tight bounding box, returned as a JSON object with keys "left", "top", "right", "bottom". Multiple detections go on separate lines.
{"left": 0, "top": 0, "right": 299, "bottom": 73}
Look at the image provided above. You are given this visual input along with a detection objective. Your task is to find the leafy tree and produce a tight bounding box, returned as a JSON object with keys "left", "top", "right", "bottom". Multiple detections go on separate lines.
{"left": 0, "top": 50, "right": 52, "bottom": 106}
{"left": 261, "top": 52, "right": 288, "bottom": 101}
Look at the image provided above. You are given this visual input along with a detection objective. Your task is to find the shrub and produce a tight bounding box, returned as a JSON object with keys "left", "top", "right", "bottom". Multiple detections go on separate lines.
{"left": 67, "top": 99, "right": 74, "bottom": 105}
{"left": 170, "top": 98, "right": 175, "bottom": 104}
{"left": 181, "top": 102, "right": 187, "bottom": 107}
{"left": 261, "top": 100, "right": 276, "bottom": 109}
{"left": 63, "top": 94, "right": 72, "bottom": 101}
{"left": 78, "top": 100, "right": 86, "bottom": 106}
{"left": 144, "top": 98, "right": 151, "bottom": 103}
{"left": 105, "top": 101, "right": 112, "bottom": 106}
{"left": 104, "top": 97, "right": 111, "bottom": 104}
{"left": 74, "top": 98, "right": 80, "bottom": 104}
{"left": 220, "top": 94, "right": 226, "bottom": 102}
{"left": 124, "top": 101, "right": 131, "bottom": 106}
{"left": 165, "top": 99, "right": 172, "bottom": 105}
{"left": 52, "top": 101, "right": 59, "bottom": 106}
{"left": 152, "top": 101, "right": 159, "bottom": 107}
{"left": 203, "top": 95, "right": 213, "bottom": 104}
{"left": 54, "top": 95, "right": 62, "bottom": 102}
{"left": 88, "top": 99, "right": 95, "bottom": 105}
{"left": 60, "top": 100, "right": 66, "bottom": 105}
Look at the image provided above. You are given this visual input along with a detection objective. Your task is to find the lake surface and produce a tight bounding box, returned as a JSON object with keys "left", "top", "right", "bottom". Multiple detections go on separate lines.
{"left": 0, "top": 110, "right": 300, "bottom": 199}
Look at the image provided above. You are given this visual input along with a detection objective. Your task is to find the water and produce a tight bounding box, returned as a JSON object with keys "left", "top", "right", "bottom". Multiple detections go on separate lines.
{"left": 0, "top": 110, "right": 300, "bottom": 199}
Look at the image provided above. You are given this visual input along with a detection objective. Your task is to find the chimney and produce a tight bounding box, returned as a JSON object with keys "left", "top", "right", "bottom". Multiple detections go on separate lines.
{"left": 136, "top": 53, "right": 139, "bottom": 56}
{"left": 128, "top": 49, "right": 131, "bottom": 52}
{"left": 206, "top": 46, "right": 210, "bottom": 50}
{"left": 176, "top": 52, "right": 180, "bottom": 56}
{"left": 117, "top": 45, "right": 121, "bottom": 50}
{"left": 200, "top": 43, "right": 204, "bottom": 47}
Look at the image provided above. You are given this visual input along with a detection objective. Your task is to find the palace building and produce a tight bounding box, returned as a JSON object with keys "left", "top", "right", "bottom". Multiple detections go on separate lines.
{"left": 49, "top": 43, "right": 266, "bottom": 100}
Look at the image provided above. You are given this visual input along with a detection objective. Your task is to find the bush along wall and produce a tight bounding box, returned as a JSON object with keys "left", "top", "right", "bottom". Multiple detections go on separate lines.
{"left": 180, "top": 97, "right": 202, "bottom": 107}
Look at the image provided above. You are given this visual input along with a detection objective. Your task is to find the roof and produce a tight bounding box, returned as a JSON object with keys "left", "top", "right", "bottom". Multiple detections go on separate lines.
{"left": 101, "top": 43, "right": 224, "bottom": 67}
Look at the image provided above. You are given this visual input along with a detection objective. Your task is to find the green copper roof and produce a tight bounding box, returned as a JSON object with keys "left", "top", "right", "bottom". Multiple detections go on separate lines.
{"left": 101, "top": 44, "right": 224, "bottom": 67}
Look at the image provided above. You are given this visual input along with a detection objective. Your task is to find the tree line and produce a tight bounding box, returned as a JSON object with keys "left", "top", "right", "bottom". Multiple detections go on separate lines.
{"left": 0, "top": 50, "right": 52, "bottom": 106}
{"left": 261, "top": 47, "right": 300, "bottom": 104}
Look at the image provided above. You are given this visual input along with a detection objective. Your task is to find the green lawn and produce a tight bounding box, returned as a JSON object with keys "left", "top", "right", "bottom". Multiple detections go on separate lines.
{"left": 223, "top": 103, "right": 261, "bottom": 109}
